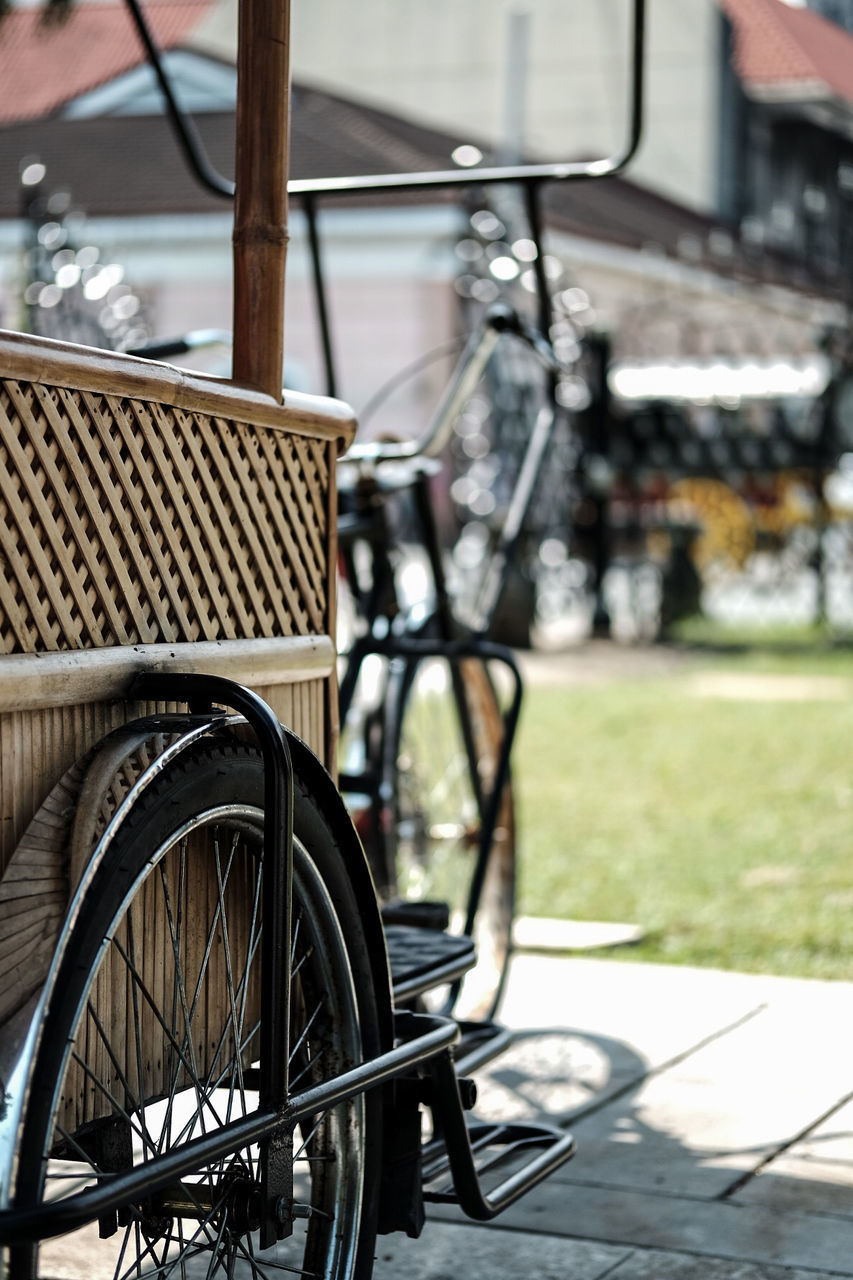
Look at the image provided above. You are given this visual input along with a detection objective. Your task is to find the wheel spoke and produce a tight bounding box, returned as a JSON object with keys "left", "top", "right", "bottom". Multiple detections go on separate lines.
{"left": 213, "top": 831, "right": 251, "bottom": 1124}
{"left": 157, "top": 857, "right": 209, "bottom": 1140}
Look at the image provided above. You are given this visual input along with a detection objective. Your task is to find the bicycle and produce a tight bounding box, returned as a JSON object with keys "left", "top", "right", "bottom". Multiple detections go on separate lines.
{"left": 0, "top": 292, "right": 577, "bottom": 1280}
{"left": 335, "top": 303, "right": 573, "bottom": 1023}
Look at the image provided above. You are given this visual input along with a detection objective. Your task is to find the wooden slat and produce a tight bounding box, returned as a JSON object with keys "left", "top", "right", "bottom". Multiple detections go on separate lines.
{"left": 60, "top": 387, "right": 165, "bottom": 644}
{"left": 255, "top": 428, "right": 328, "bottom": 626}
{"left": 247, "top": 426, "right": 323, "bottom": 630}
{"left": 174, "top": 406, "right": 275, "bottom": 637}
{"left": 0, "top": 668, "right": 331, "bottom": 877}
{"left": 291, "top": 435, "right": 332, "bottom": 596}
{"left": 0, "top": 329, "right": 357, "bottom": 449}
{"left": 199, "top": 415, "right": 290, "bottom": 636}
{"left": 141, "top": 401, "right": 232, "bottom": 638}
{"left": 2, "top": 384, "right": 100, "bottom": 647}
{"left": 53, "top": 386, "right": 158, "bottom": 643}
{"left": 217, "top": 420, "right": 314, "bottom": 635}
{"left": 0, "top": 636, "right": 334, "bottom": 713}
{"left": 108, "top": 396, "right": 206, "bottom": 641}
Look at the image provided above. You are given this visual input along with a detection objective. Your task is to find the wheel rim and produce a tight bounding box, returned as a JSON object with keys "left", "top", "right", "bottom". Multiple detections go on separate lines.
{"left": 16, "top": 803, "right": 364, "bottom": 1280}
{"left": 393, "top": 658, "right": 514, "bottom": 1019}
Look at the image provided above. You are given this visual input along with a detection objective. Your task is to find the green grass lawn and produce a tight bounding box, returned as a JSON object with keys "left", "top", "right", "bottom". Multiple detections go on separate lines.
{"left": 515, "top": 643, "right": 853, "bottom": 978}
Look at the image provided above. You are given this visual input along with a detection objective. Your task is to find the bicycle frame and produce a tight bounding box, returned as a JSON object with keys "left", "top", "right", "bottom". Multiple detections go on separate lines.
{"left": 337, "top": 447, "right": 523, "bottom": 949}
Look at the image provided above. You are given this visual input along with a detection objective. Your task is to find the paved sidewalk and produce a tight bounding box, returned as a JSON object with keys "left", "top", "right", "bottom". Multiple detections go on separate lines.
{"left": 373, "top": 953, "right": 853, "bottom": 1279}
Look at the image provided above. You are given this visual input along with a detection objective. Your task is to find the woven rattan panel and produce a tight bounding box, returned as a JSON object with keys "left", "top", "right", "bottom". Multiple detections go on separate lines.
{"left": 0, "top": 379, "right": 331, "bottom": 652}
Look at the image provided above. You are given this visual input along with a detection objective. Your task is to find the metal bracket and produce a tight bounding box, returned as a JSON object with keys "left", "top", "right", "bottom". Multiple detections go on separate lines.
{"left": 129, "top": 672, "right": 295, "bottom": 1248}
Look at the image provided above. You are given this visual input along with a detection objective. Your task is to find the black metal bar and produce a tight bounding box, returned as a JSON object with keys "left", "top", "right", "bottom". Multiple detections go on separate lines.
{"left": 0, "top": 1014, "right": 458, "bottom": 1246}
{"left": 347, "top": 633, "right": 518, "bottom": 677}
{"left": 1, "top": 1107, "right": 280, "bottom": 1247}
{"left": 411, "top": 470, "right": 456, "bottom": 634}
{"left": 584, "top": 334, "right": 614, "bottom": 637}
{"left": 337, "top": 630, "right": 379, "bottom": 725}
{"left": 462, "top": 649, "right": 522, "bottom": 940}
{"left": 425, "top": 1052, "right": 576, "bottom": 1220}
{"left": 129, "top": 672, "right": 292, "bottom": 1245}
{"left": 290, "top": 0, "right": 645, "bottom": 199}
{"left": 121, "top": 0, "right": 644, "bottom": 204}
{"left": 303, "top": 195, "right": 338, "bottom": 398}
{"left": 123, "top": 0, "right": 234, "bottom": 200}
{"left": 524, "top": 181, "right": 551, "bottom": 341}
{"left": 340, "top": 628, "right": 522, "bottom": 949}
{"left": 452, "top": 1021, "right": 514, "bottom": 1077}
{"left": 469, "top": 404, "right": 561, "bottom": 637}
{"left": 392, "top": 950, "right": 476, "bottom": 1004}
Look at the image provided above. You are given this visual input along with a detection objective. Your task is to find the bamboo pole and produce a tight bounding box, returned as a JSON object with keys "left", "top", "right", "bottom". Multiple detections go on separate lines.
{"left": 232, "top": 0, "right": 290, "bottom": 402}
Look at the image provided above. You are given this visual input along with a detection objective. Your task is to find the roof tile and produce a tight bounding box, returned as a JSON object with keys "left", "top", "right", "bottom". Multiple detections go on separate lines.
{"left": 721, "top": 0, "right": 853, "bottom": 102}
{"left": 0, "top": 0, "right": 211, "bottom": 125}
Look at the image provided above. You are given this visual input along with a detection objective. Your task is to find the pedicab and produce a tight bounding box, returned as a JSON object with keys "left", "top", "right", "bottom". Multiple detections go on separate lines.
{"left": 0, "top": 2, "right": 643, "bottom": 1275}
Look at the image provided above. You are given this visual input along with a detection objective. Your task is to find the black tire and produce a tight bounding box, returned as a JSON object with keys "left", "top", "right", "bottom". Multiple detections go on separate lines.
{"left": 11, "top": 740, "right": 383, "bottom": 1280}
{"left": 382, "top": 656, "right": 515, "bottom": 1020}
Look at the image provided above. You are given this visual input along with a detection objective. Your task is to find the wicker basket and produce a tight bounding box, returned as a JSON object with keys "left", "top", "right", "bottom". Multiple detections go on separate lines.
{"left": 0, "top": 329, "right": 355, "bottom": 1026}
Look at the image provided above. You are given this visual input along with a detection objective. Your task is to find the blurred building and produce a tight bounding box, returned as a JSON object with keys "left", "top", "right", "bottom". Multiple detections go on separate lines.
{"left": 0, "top": 0, "right": 850, "bottom": 421}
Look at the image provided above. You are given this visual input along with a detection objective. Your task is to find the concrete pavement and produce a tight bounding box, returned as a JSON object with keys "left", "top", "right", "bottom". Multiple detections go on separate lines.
{"left": 373, "top": 952, "right": 853, "bottom": 1279}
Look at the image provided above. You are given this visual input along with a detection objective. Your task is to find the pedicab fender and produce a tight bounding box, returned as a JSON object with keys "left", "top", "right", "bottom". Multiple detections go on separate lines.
{"left": 284, "top": 729, "right": 394, "bottom": 1048}
{"left": 0, "top": 711, "right": 236, "bottom": 1215}
{"left": 0, "top": 690, "right": 393, "bottom": 1222}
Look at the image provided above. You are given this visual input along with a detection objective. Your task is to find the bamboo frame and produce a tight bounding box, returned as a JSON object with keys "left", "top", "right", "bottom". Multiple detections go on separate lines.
{"left": 232, "top": 0, "right": 291, "bottom": 399}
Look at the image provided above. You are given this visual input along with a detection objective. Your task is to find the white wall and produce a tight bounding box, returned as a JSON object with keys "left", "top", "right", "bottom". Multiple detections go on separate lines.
{"left": 1, "top": 195, "right": 838, "bottom": 426}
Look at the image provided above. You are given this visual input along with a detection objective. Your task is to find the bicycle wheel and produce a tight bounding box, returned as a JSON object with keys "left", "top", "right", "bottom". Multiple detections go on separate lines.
{"left": 384, "top": 657, "right": 515, "bottom": 1021}
{"left": 11, "top": 741, "right": 382, "bottom": 1280}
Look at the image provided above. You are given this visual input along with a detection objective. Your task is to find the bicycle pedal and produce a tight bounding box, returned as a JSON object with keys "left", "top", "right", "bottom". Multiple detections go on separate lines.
{"left": 385, "top": 923, "right": 475, "bottom": 1002}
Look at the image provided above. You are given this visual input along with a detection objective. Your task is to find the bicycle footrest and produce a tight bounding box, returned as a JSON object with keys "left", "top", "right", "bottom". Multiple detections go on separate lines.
{"left": 422, "top": 1119, "right": 575, "bottom": 1219}
{"left": 422, "top": 1050, "right": 575, "bottom": 1220}
{"left": 382, "top": 898, "right": 450, "bottom": 931}
{"left": 386, "top": 924, "right": 476, "bottom": 1002}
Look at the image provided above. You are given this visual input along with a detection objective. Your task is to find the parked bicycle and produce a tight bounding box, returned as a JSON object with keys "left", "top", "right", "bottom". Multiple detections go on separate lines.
{"left": 336, "top": 302, "right": 575, "bottom": 1021}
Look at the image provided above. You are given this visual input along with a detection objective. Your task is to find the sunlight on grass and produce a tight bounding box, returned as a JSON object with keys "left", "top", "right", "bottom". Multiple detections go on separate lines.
{"left": 516, "top": 646, "right": 853, "bottom": 978}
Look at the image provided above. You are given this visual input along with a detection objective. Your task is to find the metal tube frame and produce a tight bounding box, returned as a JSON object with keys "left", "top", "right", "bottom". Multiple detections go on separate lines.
{"left": 424, "top": 1050, "right": 576, "bottom": 1219}
{"left": 0, "top": 1013, "right": 458, "bottom": 1247}
{"left": 120, "top": 0, "right": 645, "bottom": 397}
{"left": 123, "top": 0, "right": 645, "bottom": 202}
{"left": 338, "top": 629, "right": 523, "bottom": 945}
{"left": 129, "top": 672, "right": 294, "bottom": 1246}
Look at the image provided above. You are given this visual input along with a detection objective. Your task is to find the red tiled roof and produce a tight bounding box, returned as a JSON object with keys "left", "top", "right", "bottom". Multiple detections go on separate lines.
{"left": 721, "top": 0, "right": 853, "bottom": 103}
{"left": 0, "top": 0, "right": 212, "bottom": 125}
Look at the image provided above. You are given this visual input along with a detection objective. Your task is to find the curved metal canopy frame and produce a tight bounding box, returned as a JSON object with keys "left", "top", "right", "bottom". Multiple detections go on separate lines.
{"left": 125, "top": 0, "right": 646, "bottom": 397}
{"left": 127, "top": 0, "right": 645, "bottom": 200}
